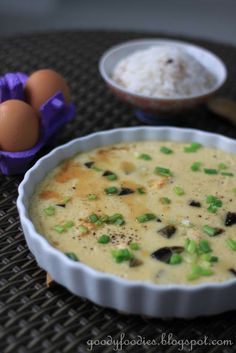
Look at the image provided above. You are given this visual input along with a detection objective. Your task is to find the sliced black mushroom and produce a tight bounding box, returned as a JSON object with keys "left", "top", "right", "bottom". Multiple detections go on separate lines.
{"left": 56, "top": 203, "right": 66, "bottom": 208}
{"left": 119, "top": 188, "right": 134, "bottom": 196}
{"left": 102, "top": 170, "right": 114, "bottom": 176}
{"left": 225, "top": 212, "right": 236, "bottom": 226}
{"left": 229, "top": 268, "right": 236, "bottom": 277}
{"left": 158, "top": 225, "right": 176, "bottom": 238}
{"left": 129, "top": 258, "right": 143, "bottom": 267}
{"left": 188, "top": 200, "right": 201, "bottom": 207}
{"left": 151, "top": 246, "right": 184, "bottom": 264}
{"left": 156, "top": 217, "right": 162, "bottom": 223}
{"left": 84, "top": 161, "right": 94, "bottom": 169}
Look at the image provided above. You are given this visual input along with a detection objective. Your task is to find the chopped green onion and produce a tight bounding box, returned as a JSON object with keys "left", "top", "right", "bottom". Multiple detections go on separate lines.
{"left": 87, "top": 193, "right": 97, "bottom": 200}
{"left": 155, "top": 166, "right": 173, "bottom": 177}
{"left": 173, "top": 186, "right": 185, "bottom": 196}
{"left": 138, "top": 153, "right": 152, "bottom": 161}
{"left": 63, "top": 196, "right": 71, "bottom": 204}
{"left": 226, "top": 238, "right": 236, "bottom": 251}
{"left": 88, "top": 214, "right": 99, "bottom": 223}
{"left": 43, "top": 205, "right": 55, "bottom": 216}
{"left": 160, "top": 146, "right": 173, "bottom": 155}
{"left": 98, "top": 234, "right": 110, "bottom": 244}
{"left": 169, "top": 253, "right": 182, "bottom": 265}
{"left": 92, "top": 166, "right": 103, "bottom": 172}
{"left": 54, "top": 225, "right": 65, "bottom": 233}
{"left": 105, "top": 186, "right": 118, "bottom": 195}
{"left": 209, "top": 256, "right": 218, "bottom": 263}
{"left": 199, "top": 239, "right": 212, "bottom": 253}
{"left": 202, "top": 225, "right": 223, "bottom": 237}
{"left": 191, "top": 162, "right": 202, "bottom": 172}
{"left": 129, "top": 242, "right": 140, "bottom": 250}
{"left": 185, "top": 239, "right": 198, "bottom": 254}
{"left": 232, "top": 188, "right": 236, "bottom": 193}
{"left": 107, "top": 213, "right": 125, "bottom": 226}
{"left": 111, "top": 248, "right": 133, "bottom": 263}
{"left": 207, "top": 205, "right": 218, "bottom": 213}
{"left": 64, "top": 220, "right": 74, "bottom": 229}
{"left": 187, "top": 265, "right": 214, "bottom": 280}
{"left": 160, "top": 197, "right": 171, "bottom": 205}
{"left": 65, "top": 252, "right": 79, "bottom": 261}
{"left": 218, "top": 163, "right": 227, "bottom": 170}
{"left": 184, "top": 142, "right": 202, "bottom": 153}
{"left": 204, "top": 168, "right": 218, "bottom": 175}
{"left": 106, "top": 174, "right": 118, "bottom": 181}
{"left": 221, "top": 172, "right": 234, "bottom": 177}
{"left": 78, "top": 225, "right": 88, "bottom": 234}
{"left": 136, "top": 213, "right": 156, "bottom": 223}
{"left": 137, "top": 187, "right": 145, "bottom": 194}
{"left": 206, "top": 195, "right": 222, "bottom": 213}
{"left": 206, "top": 195, "right": 222, "bottom": 207}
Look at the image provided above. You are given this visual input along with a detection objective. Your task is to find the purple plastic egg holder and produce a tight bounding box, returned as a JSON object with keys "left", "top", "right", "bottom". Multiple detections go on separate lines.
{"left": 0, "top": 72, "right": 75, "bottom": 175}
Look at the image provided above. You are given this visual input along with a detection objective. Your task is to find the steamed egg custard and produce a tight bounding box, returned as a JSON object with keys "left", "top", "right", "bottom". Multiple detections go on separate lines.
{"left": 30, "top": 141, "right": 236, "bottom": 285}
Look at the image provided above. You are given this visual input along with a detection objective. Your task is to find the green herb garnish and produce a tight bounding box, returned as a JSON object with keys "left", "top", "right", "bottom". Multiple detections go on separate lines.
{"left": 105, "top": 186, "right": 118, "bottom": 195}
{"left": 106, "top": 173, "right": 118, "bottom": 181}
{"left": 202, "top": 225, "right": 223, "bottom": 237}
{"left": 204, "top": 168, "right": 218, "bottom": 175}
{"left": 173, "top": 186, "right": 185, "bottom": 196}
{"left": 43, "top": 205, "right": 55, "bottom": 216}
{"left": 88, "top": 214, "right": 99, "bottom": 223}
{"left": 226, "top": 238, "right": 236, "bottom": 251}
{"left": 129, "top": 242, "right": 140, "bottom": 251}
{"left": 138, "top": 153, "right": 152, "bottom": 161}
{"left": 191, "top": 162, "right": 202, "bottom": 172}
{"left": 160, "top": 197, "right": 171, "bottom": 205}
{"left": 199, "top": 239, "right": 212, "bottom": 253}
{"left": 170, "top": 253, "right": 182, "bottom": 265}
{"left": 98, "top": 234, "right": 110, "bottom": 244}
{"left": 78, "top": 225, "right": 89, "bottom": 234}
{"left": 206, "top": 195, "right": 222, "bottom": 213}
{"left": 187, "top": 265, "right": 214, "bottom": 280}
{"left": 54, "top": 225, "right": 65, "bottom": 233}
{"left": 65, "top": 252, "right": 79, "bottom": 261}
{"left": 185, "top": 239, "right": 198, "bottom": 254}
{"left": 184, "top": 142, "right": 202, "bottom": 153}
{"left": 221, "top": 172, "right": 234, "bottom": 177}
{"left": 160, "top": 146, "right": 173, "bottom": 155}
{"left": 136, "top": 213, "right": 156, "bottom": 223}
{"left": 218, "top": 163, "right": 227, "bottom": 170}
{"left": 107, "top": 213, "right": 125, "bottom": 226}
{"left": 87, "top": 193, "right": 97, "bottom": 200}
{"left": 111, "top": 248, "right": 133, "bottom": 263}
{"left": 154, "top": 166, "right": 173, "bottom": 177}
{"left": 137, "top": 187, "right": 145, "bottom": 194}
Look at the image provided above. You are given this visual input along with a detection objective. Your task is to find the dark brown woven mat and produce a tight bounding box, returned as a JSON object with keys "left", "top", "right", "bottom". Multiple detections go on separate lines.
{"left": 0, "top": 30, "right": 236, "bottom": 353}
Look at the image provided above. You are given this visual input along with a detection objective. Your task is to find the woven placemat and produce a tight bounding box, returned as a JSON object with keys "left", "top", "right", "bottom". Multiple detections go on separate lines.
{"left": 0, "top": 30, "right": 236, "bottom": 353}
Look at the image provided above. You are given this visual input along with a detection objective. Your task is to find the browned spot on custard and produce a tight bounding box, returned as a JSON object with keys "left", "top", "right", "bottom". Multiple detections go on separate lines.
{"left": 121, "top": 180, "right": 140, "bottom": 189}
{"left": 54, "top": 161, "right": 83, "bottom": 183}
{"left": 39, "top": 190, "right": 60, "bottom": 200}
{"left": 121, "top": 161, "right": 136, "bottom": 174}
{"left": 148, "top": 177, "right": 170, "bottom": 189}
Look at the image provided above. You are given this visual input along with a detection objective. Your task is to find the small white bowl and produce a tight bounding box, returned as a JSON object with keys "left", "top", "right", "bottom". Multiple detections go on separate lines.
{"left": 17, "top": 127, "right": 236, "bottom": 318}
{"left": 99, "top": 39, "right": 227, "bottom": 122}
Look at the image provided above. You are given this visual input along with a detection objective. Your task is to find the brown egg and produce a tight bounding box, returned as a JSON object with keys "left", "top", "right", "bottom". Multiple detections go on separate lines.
{"left": 24, "top": 69, "right": 70, "bottom": 111}
{"left": 0, "top": 100, "right": 39, "bottom": 152}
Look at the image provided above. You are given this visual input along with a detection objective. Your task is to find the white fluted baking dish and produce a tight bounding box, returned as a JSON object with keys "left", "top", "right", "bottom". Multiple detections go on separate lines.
{"left": 17, "top": 127, "right": 236, "bottom": 318}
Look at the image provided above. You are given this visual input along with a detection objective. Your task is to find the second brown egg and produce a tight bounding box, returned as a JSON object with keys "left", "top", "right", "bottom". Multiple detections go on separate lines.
{"left": 24, "top": 69, "right": 70, "bottom": 111}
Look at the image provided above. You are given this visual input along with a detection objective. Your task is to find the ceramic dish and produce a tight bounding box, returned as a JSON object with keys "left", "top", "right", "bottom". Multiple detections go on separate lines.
{"left": 99, "top": 39, "right": 227, "bottom": 124}
{"left": 17, "top": 127, "right": 236, "bottom": 318}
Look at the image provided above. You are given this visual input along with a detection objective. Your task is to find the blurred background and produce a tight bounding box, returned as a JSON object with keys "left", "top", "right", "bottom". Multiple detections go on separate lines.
{"left": 0, "top": 0, "right": 235, "bottom": 44}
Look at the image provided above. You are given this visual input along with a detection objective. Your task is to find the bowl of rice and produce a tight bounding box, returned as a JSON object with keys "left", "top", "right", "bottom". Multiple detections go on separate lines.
{"left": 99, "top": 39, "right": 227, "bottom": 123}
